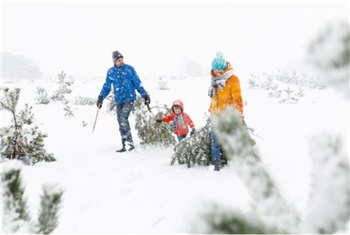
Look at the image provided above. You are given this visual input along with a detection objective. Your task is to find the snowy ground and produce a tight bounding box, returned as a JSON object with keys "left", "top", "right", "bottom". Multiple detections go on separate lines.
{"left": 1, "top": 72, "right": 349, "bottom": 233}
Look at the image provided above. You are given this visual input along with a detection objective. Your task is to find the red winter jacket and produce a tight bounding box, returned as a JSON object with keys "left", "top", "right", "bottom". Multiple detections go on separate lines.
{"left": 162, "top": 100, "right": 195, "bottom": 136}
{"left": 162, "top": 112, "right": 195, "bottom": 136}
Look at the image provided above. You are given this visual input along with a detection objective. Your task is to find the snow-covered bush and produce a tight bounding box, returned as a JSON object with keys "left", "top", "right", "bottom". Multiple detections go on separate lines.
{"left": 198, "top": 205, "right": 282, "bottom": 234}
{"left": 157, "top": 75, "right": 169, "bottom": 90}
{"left": 2, "top": 160, "right": 63, "bottom": 234}
{"left": 64, "top": 104, "right": 74, "bottom": 117}
{"left": 34, "top": 87, "right": 50, "bottom": 105}
{"left": 0, "top": 88, "right": 55, "bottom": 165}
{"left": 248, "top": 70, "right": 324, "bottom": 103}
{"left": 73, "top": 96, "right": 96, "bottom": 106}
{"left": 301, "top": 133, "right": 349, "bottom": 233}
{"left": 306, "top": 20, "right": 349, "bottom": 96}
{"left": 210, "top": 106, "right": 300, "bottom": 232}
{"left": 51, "top": 71, "right": 73, "bottom": 102}
{"left": 195, "top": 107, "right": 349, "bottom": 233}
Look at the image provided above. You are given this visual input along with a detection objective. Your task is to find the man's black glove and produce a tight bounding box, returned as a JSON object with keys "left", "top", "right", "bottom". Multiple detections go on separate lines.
{"left": 156, "top": 119, "right": 162, "bottom": 123}
{"left": 190, "top": 128, "right": 196, "bottom": 136}
{"left": 144, "top": 94, "right": 151, "bottom": 105}
{"left": 97, "top": 95, "right": 103, "bottom": 108}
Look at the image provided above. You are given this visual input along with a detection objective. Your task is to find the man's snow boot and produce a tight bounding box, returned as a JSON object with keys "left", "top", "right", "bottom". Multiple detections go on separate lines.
{"left": 116, "top": 146, "right": 126, "bottom": 153}
{"left": 127, "top": 142, "right": 135, "bottom": 151}
{"left": 116, "top": 142, "right": 135, "bottom": 153}
{"left": 213, "top": 159, "right": 222, "bottom": 171}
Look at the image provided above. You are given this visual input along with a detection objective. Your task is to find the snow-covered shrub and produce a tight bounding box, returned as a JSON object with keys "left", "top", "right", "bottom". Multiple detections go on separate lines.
{"left": 2, "top": 161, "right": 63, "bottom": 234}
{"left": 198, "top": 205, "right": 282, "bottom": 234}
{"left": 35, "top": 87, "right": 50, "bottom": 105}
{"left": 134, "top": 96, "right": 176, "bottom": 147}
{"left": 36, "top": 184, "right": 64, "bottom": 234}
{"left": 209, "top": 106, "right": 300, "bottom": 232}
{"left": 195, "top": 107, "right": 349, "bottom": 233}
{"left": 73, "top": 96, "right": 96, "bottom": 105}
{"left": 157, "top": 75, "right": 169, "bottom": 90}
{"left": 301, "top": 133, "right": 349, "bottom": 233}
{"left": 64, "top": 104, "right": 74, "bottom": 117}
{"left": 306, "top": 20, "right": 349, "bottom": 95}
{"left": 0, "top": 88, "right": 55, "bottom": 165}
{"left": 51, "top": 71, "right": 73, "bottom": 102}
{"left": 2, "top": 161, "right": 32, "bottom": 233}
{"left": 248, "top": 70, "right": 324, "bottom": 104}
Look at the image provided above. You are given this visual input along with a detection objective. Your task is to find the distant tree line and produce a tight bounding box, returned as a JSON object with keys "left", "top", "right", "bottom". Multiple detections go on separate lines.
{"left": 2, "top": 52, "right": 42, "bottom": 80}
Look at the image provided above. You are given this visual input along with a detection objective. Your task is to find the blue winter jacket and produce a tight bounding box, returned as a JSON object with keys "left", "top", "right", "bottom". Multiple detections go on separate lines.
{"left": 99, "top": 64, "right": 148, "bottom": 105}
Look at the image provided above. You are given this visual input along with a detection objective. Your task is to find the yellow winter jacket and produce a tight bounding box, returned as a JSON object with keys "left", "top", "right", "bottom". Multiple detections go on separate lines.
{"left": 209, "top": 62, "right": 244, "bottom": 116}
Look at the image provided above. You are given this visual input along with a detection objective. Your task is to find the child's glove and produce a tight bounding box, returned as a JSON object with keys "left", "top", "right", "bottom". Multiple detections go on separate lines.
{"left": 156, "top": 119, "right": 162, "bottom": 123}
{"left": 190, "top": 128, "right": 196, "bottom": 136}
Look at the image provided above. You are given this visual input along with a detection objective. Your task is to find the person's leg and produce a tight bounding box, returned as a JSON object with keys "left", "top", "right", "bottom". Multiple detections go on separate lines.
{"left": 116, "top": 102, "right": 134, "bottom": 151}
{"left": 177, "top": 135, "right": 187, "bottom": 142}
{"left": 210, "top": 130, "right": 222, "bottom": 171}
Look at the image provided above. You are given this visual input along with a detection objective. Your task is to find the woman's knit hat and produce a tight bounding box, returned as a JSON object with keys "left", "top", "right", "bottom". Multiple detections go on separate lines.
{"left": 212, "top": 52, "right": 227, "bottom": 70}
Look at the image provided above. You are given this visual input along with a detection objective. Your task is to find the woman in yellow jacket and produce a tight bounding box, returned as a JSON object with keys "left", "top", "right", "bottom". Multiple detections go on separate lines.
{"left": 208, "top": 52, "right": 244, "bottom": 171}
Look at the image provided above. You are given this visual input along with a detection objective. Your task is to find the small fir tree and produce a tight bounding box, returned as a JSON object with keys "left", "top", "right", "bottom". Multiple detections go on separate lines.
{"left": 36, "top": 184, "right": 64, "bottom": 234}
{"left": 199, "top": 205, "right": 281, "bottom": 234}
{"left": 301, "top": 134, "right": 350, "bottom": 233}
{"left": 0, "top": 88, "right": 55, "bottom": 165}
{"left": 2, "top": 161, "right": 64, "bottom": 234}
{"left": 64, "top": 104, "right": 74, "bottom": 117}
{"left": 35, "top": 87, "right": 50, "bottom": 104}
{"left": 51, "top": 71, "right": 73, "bottom": 102}
{"left": 133, "top": 96, "right": 176, "bottom": 147}
{"left": 171, "top": 120, "right": 212, "bottom": 167}
{"left": 210, "top": 106, "right": 300, "bottom": 232}
{"left": 2, "top": 161, "right": 32, "bottom": 233}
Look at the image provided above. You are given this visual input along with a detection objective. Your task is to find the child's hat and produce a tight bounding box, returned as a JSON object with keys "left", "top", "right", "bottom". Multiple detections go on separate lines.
{"left": 212, "top": 52, "right": 227, "bottom": 70}
{"left": 172, "top": 100, "right": 184, "bottom": 112}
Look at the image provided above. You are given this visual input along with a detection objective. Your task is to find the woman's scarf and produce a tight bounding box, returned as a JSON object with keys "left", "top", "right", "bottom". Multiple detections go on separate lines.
{"left": 208, "top": 70, "right": 234, "bottom": 98}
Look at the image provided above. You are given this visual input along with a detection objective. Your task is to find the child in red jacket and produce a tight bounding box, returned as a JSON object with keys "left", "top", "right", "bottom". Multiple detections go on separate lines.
{"left": 156, "top": 99, "right": 195, "bottom": 141}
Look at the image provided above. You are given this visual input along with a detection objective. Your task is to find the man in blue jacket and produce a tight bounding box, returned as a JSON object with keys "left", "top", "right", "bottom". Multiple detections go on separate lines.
{"left": 97, "top": 51, "right": 151, "bottom": 152}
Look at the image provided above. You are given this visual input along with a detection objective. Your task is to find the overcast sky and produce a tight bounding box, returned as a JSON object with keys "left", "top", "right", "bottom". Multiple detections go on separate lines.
{"left": 2, "top": 1, "right": 349, "bottom": 78}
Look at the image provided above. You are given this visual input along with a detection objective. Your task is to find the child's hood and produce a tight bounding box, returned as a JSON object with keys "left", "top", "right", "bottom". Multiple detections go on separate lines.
{"left": 172, "top": 99, "right": 184, "bottom": 113}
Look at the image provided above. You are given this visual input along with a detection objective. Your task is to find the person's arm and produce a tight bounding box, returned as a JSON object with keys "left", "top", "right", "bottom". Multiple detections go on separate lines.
{"left": 99, "top": 69, "right": 113, "bottom": 99}
{"left": 230, "top": 75, "right": 244, "bottom": 116}
{"left": 184, "top": 113, "right": 195, "bottom": 129}
{"left": 130, "top": 66, "right": 147, "bottom": 98}
{"left": 162, "top": 113, "right": 174, "bottom": 123}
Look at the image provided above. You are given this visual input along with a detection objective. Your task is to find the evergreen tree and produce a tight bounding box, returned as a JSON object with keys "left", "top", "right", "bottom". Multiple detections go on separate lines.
{"left": 301, "top": 134, "right": 350, "bottom": 233}
{"left": 2, "top": 161, "right": 64, "bottom": 234}
{"left": 35, "top": 87, "right": 50, "bottom": 105}
{"left": 307, "top": 20, "right": 349, "bottom": 95}
{"left": 2, "top": 161, "right": 32, "bottom": 233}
{"left": 171, "top": 120, "right": 213, "bottom": 167}
{"left": 51, "top": 71, "right": 73, "bottom": 102}
{"left": 0, "top": 88, "right": 55, "bottom": 165}
{"left": 36, "top": 184, "right": 64, "bottom": 234}
{"left": 210, "top": 106, "right": 300, "bottom": 232}
{"left": 200, "top": 205, "right": 281, "bottom": 234}
{"left": 133, "top": 96, "right": 176, "bottom": 147}
{"left": 64, "top": 104, "right": 75, "bottom": 117}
